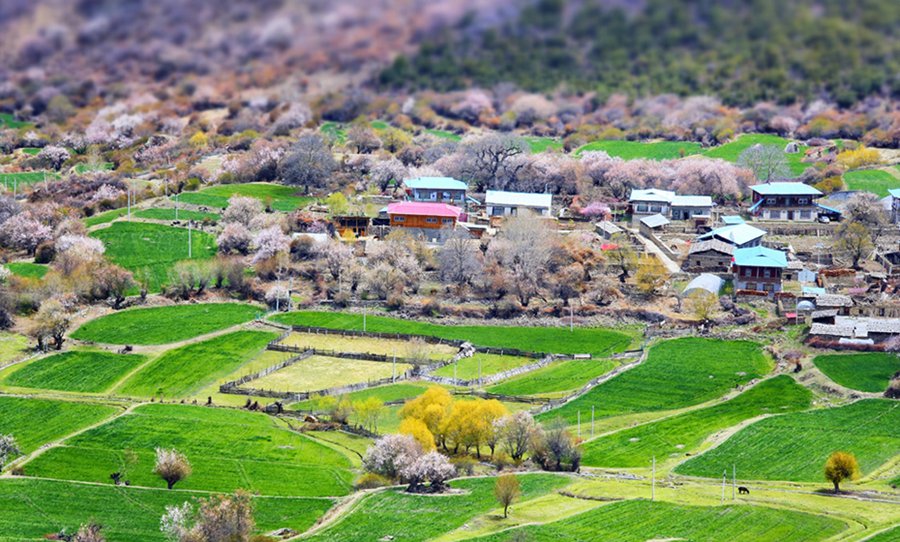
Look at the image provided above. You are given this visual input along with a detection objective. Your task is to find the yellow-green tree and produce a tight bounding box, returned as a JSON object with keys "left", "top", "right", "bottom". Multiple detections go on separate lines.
{"left": 325, "top": 192, "right": 350, "bottom": 216}
{"left": 635, "top": 254, "right": 669, "bottom": 294}
{"left": 824, "top": 451, "right": 859, "bottom": 494}
{"left": 399, "top": 418, "right": 435, "bottom": 451}
{"left": 189, "top": 131, "right": 208, "bottom": 148}
{"left": 494, "top": 474, "right": 521, "bottom": 518}
{"left": 352, "top": 397, "right": 384, "bottom": 433}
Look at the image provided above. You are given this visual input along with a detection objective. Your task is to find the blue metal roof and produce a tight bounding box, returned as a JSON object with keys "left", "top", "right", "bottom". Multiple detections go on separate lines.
{"left": 698, "top": 223, "right": 766, "bottom": 246}
{"left": 748, "top": 199, "right": 764, "bottom": 213}
{"left": 732, "top": 246, "right": 787, "bottom": 268}
{"left": 816, "top": 203, "right": 842, "bottom": 214}
{"left": 888, "top": 188, "right": 900, "bottom": 199}
{"left": 721, "top": 215, "right": 745, "bottom": 225}
{"left": 404, "top": 177, "right": 467, "bottom": 191}
{"left": 802, "top": 286, "right": 826, "bottom": 295}
{"left": 750, "top": 182, "right": 822, "bottom": 196}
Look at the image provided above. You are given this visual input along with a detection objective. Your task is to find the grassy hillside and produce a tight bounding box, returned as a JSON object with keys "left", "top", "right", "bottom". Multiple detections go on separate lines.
{"left": 175, "top": 182, "right": 314, "bottom": 211}
{"left": 814, "top": 353, "right": 900, "bottom": 393}
{"left": 0, "top": 397, "right": 118, "bottom": 454}
{"left": 4, "top": 350, "right": 147, "bottom": 393}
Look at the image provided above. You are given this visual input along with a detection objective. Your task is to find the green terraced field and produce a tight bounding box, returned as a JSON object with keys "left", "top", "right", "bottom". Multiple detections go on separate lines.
{"left": 866, "top": 526, "right": 900, "bottom": 542}
{"left": 580, "top": 376, "right": 812, "bottom": 467}
{"left": 0, "top": 171, "right": 58, "bottom": 189}
{"left": 526, "top": 136, "right": 563, "bottom": 153}
{"left": 133, "top": 207, "right": 220, "bottom": 222}
{"left": 424, "top": 128, "right": 461, "bottom": 141}
{"left": 23, "top": 403, "right": 353, "bottom": 496}
{"left": 116, "top": 330, "right": 276, "bottom": 398}
{"left": 270, "top": 311, "right": 636, "bottom": 357}
{"left": 576, "top": 139, "right": 702, "bottom": 160}
{"left": 83, "top": 207, "right": 129, "bottom": 227}
{"left": 72, "top": 161, "right": 114, "bottom": 174}
{"left": 174, "top": 182, "right": 314, "bottom": 211}
{"left": 471, "top": 499, "right": 845, "bottom": 542}
{"left": 0, "top": 113, "right": 32, "bottom": 129}
{"left": 0, "top": 332, "right": 28, "bottom": 365}
{"left": 290, "top": 382, "right": 433, "bottom": 411}
{"left": 432, "top": 353, "right": 534, "bottom": 380}
{"left": 814, "top": 353, "right": 900, "bottom": 393}
{"left": 538, "top": 338, "right": 772, "bottom": 425}
{"left": 0, "top": 477, "right": 333, "bottom": 541}
{"left": 4, "top": 261, "right": 47, "bottom": 279}
{"left": 486, "top": 358, "right": 618, "bottom": 397}
{"left": 89, "top": 221, "right": 217, "bottom": 292}
{"left": 305, "top": 474, "right": 569, "bottom": 542}
{"left": 703, "top": 134, "right": 806, "bottom": 176}
{"left": 71, "top": 303, "right": 260, "bottom": 345}
{"left": 843, "top": 169, "right": 899, "bottom": 197}
{"left": 4, "top": 350, "right": 147, "bottom": 393}
{"left": 676, "top": 399, "right": 900, "bottom": 482}
{"left": 0, "top": 396, "right": 118, "bottom": 454}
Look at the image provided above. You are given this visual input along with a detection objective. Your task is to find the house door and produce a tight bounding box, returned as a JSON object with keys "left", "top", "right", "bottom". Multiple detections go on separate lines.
{"left": 788, "top": 211, "right": 794, "bottom": 220}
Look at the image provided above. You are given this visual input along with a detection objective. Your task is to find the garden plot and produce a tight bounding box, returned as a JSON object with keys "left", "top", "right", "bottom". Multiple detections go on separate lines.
{"left": 3, "top": 349, "right": 147, "bottom": 393}
{"left": 486, "top": 357, "right": 618, "bottom": 398}
{"left": 280, "top": 331, "right": 458, "bottom": 362}
{"left": 249, "top": 355, "right": 413, "bottom": 394}
{"left": 431, "top": 352, "right": 536, "bottom": 381}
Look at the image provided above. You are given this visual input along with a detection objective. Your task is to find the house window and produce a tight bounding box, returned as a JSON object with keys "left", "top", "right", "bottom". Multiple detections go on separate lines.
{"left": 429, "top": 192, "right": 437, "bottom": 201}
{"left": 800, "top": 210, "right": 811, "bottom": 219}
{"left": 442, "top": 218, "right": 454, "bottom": 225}
{"left": 650, "top": 205, "right": 661, "bottom": 213}
{"left": 766, "top": 197, "right": 776, "bottom": 205}
{"left": 798, "top": 198, "right": 809, "bottom": 205}
{"left": 637, "top": 204, "right": 648, "bottom": 212}
{"left": 394, "top": 216, "right": 405, "bottom": 222}
{"left": 425, "top": 217, "right": 438, "bottom": 224}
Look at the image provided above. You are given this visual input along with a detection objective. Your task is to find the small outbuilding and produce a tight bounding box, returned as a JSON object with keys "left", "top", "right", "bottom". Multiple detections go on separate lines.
{"left": 683, "top": 273, "right": 724, "bottom": 297}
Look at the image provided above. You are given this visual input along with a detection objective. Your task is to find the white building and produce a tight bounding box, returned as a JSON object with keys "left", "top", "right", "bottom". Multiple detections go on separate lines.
{"left": 485, "top": 190, "right": 552, "bottom": 217}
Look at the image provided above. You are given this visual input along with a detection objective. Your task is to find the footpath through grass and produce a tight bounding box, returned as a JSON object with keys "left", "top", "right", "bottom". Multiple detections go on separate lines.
{"left": 90, "top": 221, "right": 217, "bottom": 292}
{"left": 814, "top": 352, "right": 900, "bottom": 393}
{"left": 539, "top": 338, "right": 772, "bottom": 425}
{"left": 71, "top": 303, "right": 260, "bottom": 345}
{"left": 306, "top": 474, "right": 569, "bottom": 542}
{"left": 0, "top": 396, "right": 118, "bottom": 455}
{"left": 270, "top": 311, "right": 636, "bottom": 357}
{"left": 23, "top": 403, "right": 353, "bottom": 497}
{"left": 133, "top": 207, "right": 220, "bottom": 222}
{"left": 0, "top": 477, "right": 333, "bottom": 541}
{"left": 580, "top": 375, "right": 812, "bottom": 468}
{"left": 116, "top": 330, "right": 276, "bottom": 398}
{"left": 486, "top": 358, "right": 617, "bottom": 397}
{"left": 174, "top": 182, "right": 314, "bottom": 211}
{"left": 4, "top": 350, "right": 147, "bottom": 393}
{"left": 470, "top": 499, "right": 845, "bottom": 542}
{"left": 676, "top": 399, "right": 900, "bottom": 482}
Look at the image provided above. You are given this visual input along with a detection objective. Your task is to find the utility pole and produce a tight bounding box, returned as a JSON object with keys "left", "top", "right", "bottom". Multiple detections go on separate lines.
{"left": 591, "top": 406, "right": 595, "bottom": 437}
{"left": 175, "top": 192, "right": 179, "bottom": 221}
{"left": 732, "top": 464, "right": 736, "bottom": 500}
{"left": 392, "top": 349, "right": 396, "bottom": 383}
{"left": 651, "top": 457, "right": 656, "bottom": 501}
{"left": 127, "top": 183, "right": 131, "bottom": 218}
{"left": 570, "top": 305, "right": 574, "bottom": 333}
{"left": 188, "top": 221, "right": 192, "bottom": 258}
{"left": 721, "top": 470, "right": 727, "bottom": 505}
{"left": 363, "top": 305, "right": 367, "bottom": 332}
{"left": 577, "top": 410, "right": 581, "bottom": 438}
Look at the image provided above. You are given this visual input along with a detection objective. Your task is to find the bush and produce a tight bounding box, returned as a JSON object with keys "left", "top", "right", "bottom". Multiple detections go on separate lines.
{"left": 34, "top": 241, "right": 55, "bottom": 264}
{"left": 354, "top": 472, "right": 391, "bottom": 490}
{"left": 451, "top": 456, "right": 477, "bottom": 476}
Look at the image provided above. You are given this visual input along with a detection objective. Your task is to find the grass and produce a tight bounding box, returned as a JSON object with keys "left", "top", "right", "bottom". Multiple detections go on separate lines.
{"left": 320, "top": 121, "right": 348, "bottom": 143}
{"left": 0, "top": 332, "right": 28, "bottom": 365}
{"left": 538, "top": 338, "right": 772, "bottom": 425}
{"left": 580, "top": 376, "right": 813, "bottom": 467}
{"left": 813, "top": 353, "right": 900, "bottom": 393}
{"left": 0, "top": 478, "right": 334, "bottom": 542}
{"left": 432, "top": 353, "right": 534, "bottom": 381}
{"left": 576, "top": 140, "right": 702, "bottom": 160}
{"left": 89, "top": 221, "right": 217, "bottom": 292}
{"left": 23, "top": 403, "right": 353, "bottom": 496}
{"left": 0, "top": 396, "right": 118, "bottom": 455}
{"left": 676, "top": 399, "right": 900, "bottom": 482}
{"left": 470, "top": 499, "right": 845, "bottom": 542}
{"left": 281, "top": 332, "right": 457, "bottom": 360}
{"left": 116, "top": 331, "right": 276, "bottom": 398}
{"left": 306, "top": 474, "right": 570, "bottom": 542}
{"left": 133, "top": 207, "right": 220, "bottom": 222}
{"left": 72, "top": 162, "right": 114, "bottom": 174}
{"left": 4, "top": 350, "right": 147, "bottom": 393}
{"left": 486, "top": 358, "right": 618, "bottom": 398}
{"left": 843, "top": 169, "right": 899, "bottom": 197}
{"left": 0, "top": 171, "right": 58, "bottom": 189}
{"left": 83, "top": 207, "right": 128, "bottom": 227}
{"left": 867, "top": 526, "right": 899, "bottom": 542}
{"left": 270, "top": 311, "right": 636, "bottom": 357}
{"left": 704, "top": 134, "right": 806, "bottom": 176}
{"left": 4, "top": 261, "right": 47, "bottom": 279}
{"left": 291, "top": 382, "right": 434, "bottom": 411}
{"left": 424, "top": 128, "right": 462, "bottom": 141}
{"left": 174, "top": 182, "right": 314, "bottom": 211}
{"left": 525, "top": 136, "right": 563, "bottom": 153}
{"left": 251, "top": 355, "right": 412, "bottom": 393}
{"left": 71, "top": 303, "right": 260, "bottom": 345}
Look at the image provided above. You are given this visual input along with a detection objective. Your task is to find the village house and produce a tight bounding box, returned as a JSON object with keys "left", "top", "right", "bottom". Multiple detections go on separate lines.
{"left": 732, "top": 245, "right": 787, "bottom": 296}
{"left": 696, "top": 223, "right": 766, "bottom": 249}
{"left": 485, "top": 190, "right": 552, "bottom": 217}
{"left": 334, "top": 215, "right": 371, "bottom": 237}
{"left": 628, "top": 189, "right": 714, "bottom": 222}
{"left": 404, "top": 177, "right": 468, "bottom": 205}
{"left": 595, "top": 220, "right": 623, "bottom": 240}
{"left": 683, "top": 238, "right": 734, "bottom": 272}
{"left": 387, "top": 201, "right": 465, "bottom": 231}
{"left": 748, "top": 182, "right": 823, "bottom": 221}
{"left": 808, "top": 316, "right": 900, "bottom": 350}
{"left": 639, "top": 213, "right": 669, "bottom": 237}
{"left": 889, "top": 188, "right": 900, "bottom": 224}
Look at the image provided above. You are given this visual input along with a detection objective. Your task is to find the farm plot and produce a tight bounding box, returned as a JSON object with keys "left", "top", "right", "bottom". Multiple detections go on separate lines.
{"left": 486, "top": 357, "right": 618, "bottom": 398}
{"left": 4, "top": 261, "right": 48, "bottom": 279}
{"left": 432, "top": 353, "right": 536, "bottom": 381}
{"left": 0, "top": 396, "right": 118, "bottom": 455}
{"left": 676, "top": 399, "right": 900, "bottom": 482}
{"left": 83, "top": 207, "right": 129, "bottom": 227}
{"left": 133, "top": 207, "right": 220, "bottom": 222}
{"left": 0, "top": 332, "right": 28, "bottom": 365}
{"left": 867, "top": 526, "right": 900, "bottom": 542}
{"left": 305, "top": 474, "right": 570, "bottom": 542}
{"left": 703, "top": 134, "right": 806, "bottom": 176}
{"left": 271, "top": 311, "right": 637, "bottom": 357}
{"left": 250, "top": 355, "right": 412, "bottom": 393}
{"left": 23, "top": 403, "right": 353, "bottom": 496}
{"left": 843, "top": 169, "right": 899, "bottom": 197}
{"left": 4, "top": 350, "right": 147, "bottom": 393}
{"left": 814, "top": 352, "right": 900, "bottom": 393}
{"left": 290, "top": 382, "right": 434, "bottom": 411}
{"left": 174, "top": 182, "right": 314, "bottom": 211}
{"left": 470, "top": 499, "right": 845, "bottom": 542}
{"left": 0, "top": 478, "right": 334, "bottom": 542}
{"left": 116, "top": 331, "right": 276, "bottom": 398}
{"left": 580, "top": 376, "right": 812, "bottom": 468}
{"left": 0, "top": 170, "right": 58, "bottom": 189}
{"left": 89, "top": 221, "right": 217, "bottom": 292}
{"left": 280, "top": 331, "right": 458, "bottom": 361}
{"left": 71, "top": 302, "right": 259, "bottom": 345}
{"left": 576, "top": 140, "right": 702, "bottom": 160}
{"left": 539, "top": 338, "right": 772, "bottom": 425}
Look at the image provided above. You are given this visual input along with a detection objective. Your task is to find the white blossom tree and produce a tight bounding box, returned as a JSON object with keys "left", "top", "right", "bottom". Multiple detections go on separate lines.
{"left": 362, "top": 434, "right": 422, "bottom": 481}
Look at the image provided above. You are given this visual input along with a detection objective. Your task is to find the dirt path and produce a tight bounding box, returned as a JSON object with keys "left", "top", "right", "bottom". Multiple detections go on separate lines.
{"left": 632, "top": 229, "right": 681, "bottom": 273}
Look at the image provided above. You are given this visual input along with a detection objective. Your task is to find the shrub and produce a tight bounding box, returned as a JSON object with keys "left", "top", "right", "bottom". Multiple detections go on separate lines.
{"left": 354, "top": 472, "right": 391, "bottom": 490}
{"left": 451, "top": 456, "right": 478, "bottom": 476}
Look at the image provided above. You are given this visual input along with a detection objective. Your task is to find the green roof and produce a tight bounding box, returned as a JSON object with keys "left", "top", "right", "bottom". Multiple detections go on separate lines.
{"left": 750, "top": 182, "right": 822, "bottom": 196}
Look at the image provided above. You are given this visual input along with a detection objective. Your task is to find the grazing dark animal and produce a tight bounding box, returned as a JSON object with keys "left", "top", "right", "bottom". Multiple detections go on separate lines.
{"left": 118, "top": 345, "right": 133, "bottom": 354}
{"left": 738, "top": 486, "right": 750, "bottom": 495}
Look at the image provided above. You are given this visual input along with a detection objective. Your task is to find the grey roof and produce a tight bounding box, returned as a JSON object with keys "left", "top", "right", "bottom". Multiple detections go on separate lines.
{"left": 629, "top": 188, "right": 675, "bottom": 203}
{"left": 751, "top": 182, "right": 823, "bottom": 196}
{"left": 786, "top": 261, "right": 805, "bottom": 269}
{"left": 697, "top": 223, "right": 766, "bottom": 246}
{"left": 688, "top": 239, "right": 734, "bottom": 256}
{"left": 815, "top": 293, "right": 853, "bottom": 308}
{"left": 640, "top": 213, "right": 670, "bottom": 228}
{"left": 404, "top": 177, "right": 467, "bottom": 191}
{"left": 811, "top": 316, "right": 900, "bottom": 338}
{"left": 595, "top": 221, "right": 623, "bottom": 235}
{"left": 485, "top": 190, "right": 552, "bottom": 209}
{"left": 671, "top": 195, "right": 714, "bottom": 208}
{"left": 810, "top": 308, "right": 838, "bottom": 319}
{"left": 683, "top": 273, "right": 724, "bottom": 296}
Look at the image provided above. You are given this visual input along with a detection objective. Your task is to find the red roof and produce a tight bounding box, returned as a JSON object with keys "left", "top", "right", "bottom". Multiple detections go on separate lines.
{"left": 387, "top": 202, "right": 463, "bottom": 219}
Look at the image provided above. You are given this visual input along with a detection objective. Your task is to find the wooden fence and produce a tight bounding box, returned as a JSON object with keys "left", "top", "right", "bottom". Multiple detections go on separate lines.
{"left": 219, "top": 349, "right": 314, "bottom": 391}
{"left": 422, "top": 354, "right": 563, "bottom": 388}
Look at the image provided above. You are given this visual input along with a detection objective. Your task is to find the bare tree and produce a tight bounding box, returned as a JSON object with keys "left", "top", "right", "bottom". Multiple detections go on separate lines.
{"left": 493, "top": 411, "right": 535, "bottom": 462}
{"left": 28, "top": 298, "right": 71, "bottom": 350}
{"left": 73, "top": 522, "right": 105, "bottom": 542}
{"left": 438, "top": 229, "right": 482, "bottom": 293}
{"left": 606, "top": 233, "right": 637, "bottom": 283}
{"left": 834, "top": 221, "right": 873, "bottom": 269}
{"left": 488, "top": 214, "right": 555, "bottom": 306}
{"left": 737, "top": 144, "right": 790, "bottom": 182}
{"left": 459, "top": 134, "right": 528, "bottom": 192}
{"left": 160, "top": 491, "right": 254, "bottom": 542}
{"left": 154, "top": 448, "right": 192, "bottom": 490}
{"left": 278, "top": 134, "right": 337, "bottom": 193}
{"left": 844, "top": 193, "right": 889, "bottom": 245}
